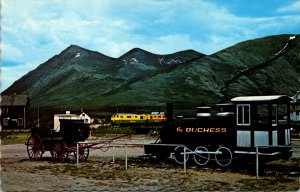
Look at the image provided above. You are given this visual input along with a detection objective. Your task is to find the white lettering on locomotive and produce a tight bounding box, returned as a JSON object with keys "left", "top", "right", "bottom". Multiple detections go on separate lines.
{"left": 177, "top": 127, "right": 227, "bottom": 133}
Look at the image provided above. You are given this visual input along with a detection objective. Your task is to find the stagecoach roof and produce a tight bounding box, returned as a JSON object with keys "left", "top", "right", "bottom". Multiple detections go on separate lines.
{"left": 231, "top": 95, "right": 292, "bottom": 102}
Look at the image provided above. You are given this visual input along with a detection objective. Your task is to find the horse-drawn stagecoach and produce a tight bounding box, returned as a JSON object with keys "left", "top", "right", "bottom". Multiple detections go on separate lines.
{"left": 26, "top": 119, "right": 90, "bottom": 161}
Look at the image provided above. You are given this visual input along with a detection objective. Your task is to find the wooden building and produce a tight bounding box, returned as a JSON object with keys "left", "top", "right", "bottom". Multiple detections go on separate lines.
{"left": 291, "top": 91, "right": 300, "bottom": 129}
{"left": 1, "top": 94, "right": 30, "bottom": 129}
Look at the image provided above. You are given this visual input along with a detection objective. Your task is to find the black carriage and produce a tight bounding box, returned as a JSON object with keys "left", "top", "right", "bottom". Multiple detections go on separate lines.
{"left": 26, "top": 119, "right": 91, "bottom": 161}
{"left": 145, "top": 95, "right": 293, "bottom": 166}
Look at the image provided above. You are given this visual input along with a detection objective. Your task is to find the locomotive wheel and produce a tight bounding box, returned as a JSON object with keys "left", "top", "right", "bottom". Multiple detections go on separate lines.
{"left": 73, "top": 144, "right": 89, "bottom": 161}
{"left": 193, "top": 146, "right": 210, "bottom": 166}
{"left": 215, "top": 147, "right": 232, "bottom": 167}
{"left": 174, "top": 146, "right": 190, "bottom": 164}
{"left": 26, "top": 135, "right": 44, "bottom": 160}
{"left": 51, "top": 142, "right": 68, "bottom": 161}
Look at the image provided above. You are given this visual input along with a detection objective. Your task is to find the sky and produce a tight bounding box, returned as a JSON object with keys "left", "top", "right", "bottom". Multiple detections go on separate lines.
{"left": 1, "top": 0, "right": 300, "bottom": 91}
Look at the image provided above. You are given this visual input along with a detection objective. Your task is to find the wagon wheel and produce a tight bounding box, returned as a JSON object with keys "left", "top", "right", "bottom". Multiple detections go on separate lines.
{"left": 193, "top": 146, "right": 210, "bottom": 166}
{"left": 26, "top": 135, "right": 44, "bottom": 160}
{"left": 215, "top": 147, "right": 232, "bottom": 167}
{"left": 174, "top": 146, "right": 190, "bottom": 164}
{"left": 51, "top": 142, "right": 68, "bottom": 161}
{"left": 73, "top": 144, "right": 89, "bottom": 161}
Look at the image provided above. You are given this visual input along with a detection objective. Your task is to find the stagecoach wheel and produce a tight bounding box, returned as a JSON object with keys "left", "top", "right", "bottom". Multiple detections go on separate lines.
{"left": 51, "top": 142, "right": 68, "bottom": 161}
{"left": 174, "top": 146, "right": 190, "bottom": 164}
{"left": 26, "top": 135, "right": 44, "bottom": 160}
{"left": 215, "top": 147, "right": 232, "bottom": 167}
{"left": 193, "top": 146, "right": 210, "bottom": 166}
{"left": 73, "top": 144, "right": 89, "bottom": 161}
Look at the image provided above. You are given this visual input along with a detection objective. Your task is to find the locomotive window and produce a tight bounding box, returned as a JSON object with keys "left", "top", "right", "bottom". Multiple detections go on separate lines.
{"left": 272, "top": 104, "right": 277, "bottom": 126}
{"left": 237, "top": 104, "right": 250, "bottom": 126}
{"left": 278, "top": 104, "right": 288, "bottom": 125}
{"left": 256, "top": 105, "right": 269, "bottom": 125}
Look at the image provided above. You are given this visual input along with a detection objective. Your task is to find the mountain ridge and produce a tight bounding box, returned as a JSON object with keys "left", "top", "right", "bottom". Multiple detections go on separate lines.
{"left": 3, "top": 34, "right": 300, "bottom": 116}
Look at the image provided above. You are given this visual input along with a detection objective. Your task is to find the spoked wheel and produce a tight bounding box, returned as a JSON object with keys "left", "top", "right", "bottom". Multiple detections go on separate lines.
{"left": 174, "top": 146, "right": 189, "bottom": 164}
{"left": 73, "top": 144, "right": 89, "bottom": 161}
{"left": 51, "top": 142, "right": 68, "bottom": 161}
{"left": 215, "top": 147, "right": 232, "bottom": 167}
{"left": 26, "top": 135, "right": 44, "bottom": 160}
{"left": 193, "top": 146, "right": 210, "bottom": 166}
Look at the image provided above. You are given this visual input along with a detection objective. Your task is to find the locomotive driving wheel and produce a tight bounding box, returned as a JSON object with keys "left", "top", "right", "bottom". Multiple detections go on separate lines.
{"left": 174, "top": 146, "right": 190, "bottom": 164}
{"left": 51, "top": 142, "right": 68, "bottom": 161}
{"left": 26, "top": 135, "right": 44, "bottom": 160}
{"left": 193, "top": 146, "right": 210, "bottom": 166}
{"left": 73, "top": 144, "right": 89, "bottom": 161}
{"left": 215, "top": 147, "right": 232, "bottom": 167}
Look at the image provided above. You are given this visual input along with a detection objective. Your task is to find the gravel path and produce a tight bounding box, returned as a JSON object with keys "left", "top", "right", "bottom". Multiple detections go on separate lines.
{"left": 1, "top": 138, "right": 300, "bottom": 191}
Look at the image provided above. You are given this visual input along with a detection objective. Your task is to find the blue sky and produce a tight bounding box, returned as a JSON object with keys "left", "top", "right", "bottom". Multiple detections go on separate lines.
{"left": 1, "top": 0, "right": 300, "bottom": 91}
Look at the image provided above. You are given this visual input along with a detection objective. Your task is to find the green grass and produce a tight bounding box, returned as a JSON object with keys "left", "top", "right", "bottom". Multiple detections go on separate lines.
{"left": 1, "top": 131, "right": 30, "bottom": 145}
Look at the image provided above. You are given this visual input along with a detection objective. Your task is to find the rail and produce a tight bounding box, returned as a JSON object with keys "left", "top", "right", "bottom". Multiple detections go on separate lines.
{"left": 76, "top": 141, "right": 186, "bottom": 171}
{"left": 76, "top": 138, "right": 300, "bottom": 175}
{"left": 255, "top": 141, "right": 300, "bottom": 179}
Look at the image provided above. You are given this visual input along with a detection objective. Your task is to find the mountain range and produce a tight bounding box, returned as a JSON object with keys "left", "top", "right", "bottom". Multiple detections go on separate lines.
{"left": 3, "top": 34, "right": 300, "bottom": 118}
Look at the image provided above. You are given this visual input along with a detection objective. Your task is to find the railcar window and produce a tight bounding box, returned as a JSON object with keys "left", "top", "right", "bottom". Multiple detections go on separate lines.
{"left": 140, "top": 116, "right": 144, "bottom": 119}
{"left": 237, "top": 104, "right": 250, "bottom": 126}
{"left": 127, "top": 116, "right": 131, "bottom": 118}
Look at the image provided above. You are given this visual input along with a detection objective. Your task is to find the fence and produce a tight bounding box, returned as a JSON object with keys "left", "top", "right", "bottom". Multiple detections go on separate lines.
{"left": 76, "top": 139, "right": 300, "bottom": 176}
{"left": 255, "top": 139, "right": 300, "bottom": 179}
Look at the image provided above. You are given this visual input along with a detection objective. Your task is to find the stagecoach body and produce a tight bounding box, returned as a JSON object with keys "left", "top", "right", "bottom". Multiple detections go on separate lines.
{"left": 26, "top": 119, "right": 90, "bottom": 161}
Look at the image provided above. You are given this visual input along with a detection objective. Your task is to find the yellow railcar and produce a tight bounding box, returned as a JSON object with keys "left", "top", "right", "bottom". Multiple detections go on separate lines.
{"left": 111, "top": 113, "right": 166, "bottom": 127}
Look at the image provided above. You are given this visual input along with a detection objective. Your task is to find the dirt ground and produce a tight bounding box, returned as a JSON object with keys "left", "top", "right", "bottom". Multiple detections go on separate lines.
{"left": 1, "top": 137, "right": 300, "bottom": 191}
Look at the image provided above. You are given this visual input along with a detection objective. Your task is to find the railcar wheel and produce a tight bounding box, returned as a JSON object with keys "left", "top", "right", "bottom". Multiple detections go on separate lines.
{"left": 193, "top": 146, "right": 210, "bottom": 166}
{"left": 215, "top": 147, "right": 232, "bottom": 167}
{"left": 51, "top": 142, "right": 68, "bottom": 161}
{"left": 174, "top": 146, "right": 190, "bottom": 164}
{"left": 73, "top": 144, "right": 89, "bottom": 161}
{"left": 26, "top": 135, "right": 44, "bottom": 160}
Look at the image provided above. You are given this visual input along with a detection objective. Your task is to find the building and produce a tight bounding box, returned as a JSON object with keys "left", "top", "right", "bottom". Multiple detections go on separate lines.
{"left": 290, "top": 91, "right": 300, "bottom": 129}
{"left": 1, "top": 94, "right": 30, "bottom": 129}
{"left": 53, "top": 111, "right": 91, "bottom": 132}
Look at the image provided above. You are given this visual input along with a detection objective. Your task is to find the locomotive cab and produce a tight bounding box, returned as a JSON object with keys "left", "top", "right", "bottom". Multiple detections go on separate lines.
{"left": 231, "top": 95, "right": 292, "bottom": 160}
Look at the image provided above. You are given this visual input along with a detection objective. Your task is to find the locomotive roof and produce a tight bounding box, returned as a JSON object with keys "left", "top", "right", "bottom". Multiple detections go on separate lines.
{"left": 231, "top": 95, "right": 292, "bottom": 102}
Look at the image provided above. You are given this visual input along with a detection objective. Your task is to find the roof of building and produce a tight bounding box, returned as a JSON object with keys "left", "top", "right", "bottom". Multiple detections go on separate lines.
{"left": 1, "top": 94, "right": 29, "bottom": 106}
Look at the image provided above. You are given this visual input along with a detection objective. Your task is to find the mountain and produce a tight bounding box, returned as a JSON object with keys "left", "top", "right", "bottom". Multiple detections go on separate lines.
{"left": 102, "top": 34, "right": 299, "bottom": 109}
{"left": 3, "top": 34, "right": 300, "bottom": 119}
{"left": 3, "top": 45, "right": 204, "bottom": 110}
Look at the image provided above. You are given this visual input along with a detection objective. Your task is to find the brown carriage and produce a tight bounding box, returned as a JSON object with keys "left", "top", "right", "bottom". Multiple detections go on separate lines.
{"left": 26, "top": 119, "right": 90, "bottom": 161}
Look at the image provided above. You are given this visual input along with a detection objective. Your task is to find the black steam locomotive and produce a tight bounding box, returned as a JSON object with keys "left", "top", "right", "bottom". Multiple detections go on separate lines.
{"left": 144, "top": 95, "right": 293, "bottom": 166}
